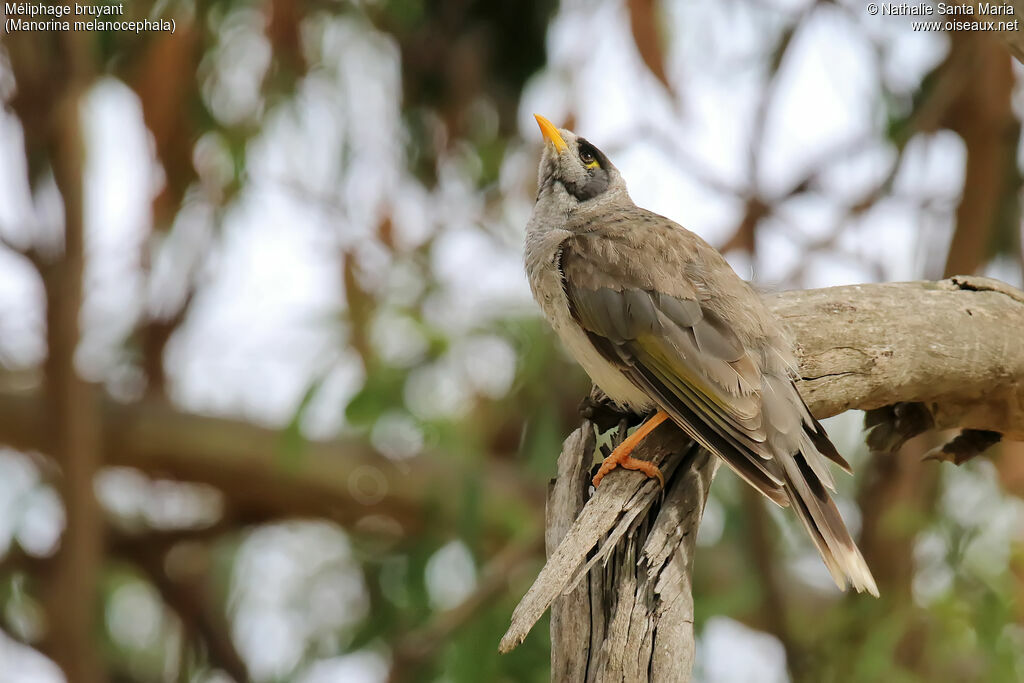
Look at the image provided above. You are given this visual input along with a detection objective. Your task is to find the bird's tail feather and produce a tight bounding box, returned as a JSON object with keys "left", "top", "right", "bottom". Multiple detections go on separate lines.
{"left": 781, "top": 453, "right": 879, "bottom": 596}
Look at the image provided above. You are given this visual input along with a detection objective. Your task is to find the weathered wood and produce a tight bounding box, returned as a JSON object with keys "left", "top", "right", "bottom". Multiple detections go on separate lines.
{"left": 768, "top": 277, "right": 1024, "bottom": 440}
{"left": 499, "top": 422, "right": 686, "bottom": 654}
{"left": 502, "top": 276, "right": 1024, "bottom": 681}
{"left": 501, "top": 420, "right": 713, "bottom": 682}
{"left": 546, "top": 424, "right": 595, "bottom": 683}
{"left": 590, "top": 445, "right": 715, "bottom": 683}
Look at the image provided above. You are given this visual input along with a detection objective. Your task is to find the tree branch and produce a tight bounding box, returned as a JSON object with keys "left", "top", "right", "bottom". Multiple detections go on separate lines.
{"left": 38, "top": 32, "right": 105, "bottom": 682}
{"left": 501, "top": 276, "right": 1024, "bottom": 680}
{"left": 0, "top": 392, "right": 544, "bottom": 542}
{"left": 500, "top": 421, "right": 714, "bottom": 679}
{"left": 391, "top": 537, "right": 545, "bottom": 680}
{"left": 996, "top": 3, "right": 1024, "bottom": 63}
{"left": 126, "top": 539, "right": 249, "bottom": 682}
{"left": 769, "top": 276, "right": 1024, "bottom": 440}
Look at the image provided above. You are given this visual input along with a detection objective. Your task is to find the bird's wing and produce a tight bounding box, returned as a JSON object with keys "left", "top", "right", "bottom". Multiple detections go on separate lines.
{"left": 559, "top": 227, "right": 876, "bottom": 596}
{"left": 560, "top": 237, "right": 791, "bottom": 505}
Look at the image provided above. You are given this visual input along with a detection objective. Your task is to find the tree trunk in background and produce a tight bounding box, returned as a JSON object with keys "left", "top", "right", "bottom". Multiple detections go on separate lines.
{"left": 942, "top": 33, "right": 1016, "bottom": 278}
{"left": 39, "top": 50, "right": 106, "bottom": 683}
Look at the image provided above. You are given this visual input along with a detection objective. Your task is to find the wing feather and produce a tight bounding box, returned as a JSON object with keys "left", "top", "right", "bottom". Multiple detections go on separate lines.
{"left": 569, "top": 278, "right": 787, "bottom": 502}
{"left": 557, "top": 231, "right": 875, "bottom": 595}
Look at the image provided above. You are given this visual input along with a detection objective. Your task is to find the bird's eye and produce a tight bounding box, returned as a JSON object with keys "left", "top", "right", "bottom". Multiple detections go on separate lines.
{"left": 578, "top": 145, "right": 599, "bottom": 169}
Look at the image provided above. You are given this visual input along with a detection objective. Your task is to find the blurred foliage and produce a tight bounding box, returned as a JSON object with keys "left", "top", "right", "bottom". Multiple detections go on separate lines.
{"left": 1, "top": 0, "right": 1024, "bottom": 682}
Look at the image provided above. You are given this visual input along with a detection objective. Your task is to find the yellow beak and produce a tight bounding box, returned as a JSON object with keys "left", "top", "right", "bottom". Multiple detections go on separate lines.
{"left": 534, "top": 114, "right": 567, "bottom": 152}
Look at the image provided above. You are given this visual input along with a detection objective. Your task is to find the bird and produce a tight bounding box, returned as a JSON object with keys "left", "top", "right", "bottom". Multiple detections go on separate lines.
{"left": 524, "top": 114, "right": 878, "bottom": 596}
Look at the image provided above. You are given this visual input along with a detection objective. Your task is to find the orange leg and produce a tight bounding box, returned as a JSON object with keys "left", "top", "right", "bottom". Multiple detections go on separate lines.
{"left": 592, "top": 410, "right": 669, "bottom": 488}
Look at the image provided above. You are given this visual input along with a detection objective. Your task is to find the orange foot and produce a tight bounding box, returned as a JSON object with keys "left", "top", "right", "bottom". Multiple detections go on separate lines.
{"left": 592, "top": 410, "right": 669, "bottom": 488}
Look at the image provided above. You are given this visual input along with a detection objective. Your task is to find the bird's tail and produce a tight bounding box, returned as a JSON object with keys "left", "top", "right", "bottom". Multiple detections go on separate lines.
{"left": 780, "top": 453, "right": 879, "bottom": 596}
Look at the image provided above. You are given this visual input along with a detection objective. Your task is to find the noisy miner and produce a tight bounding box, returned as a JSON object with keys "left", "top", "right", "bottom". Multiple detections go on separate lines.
{"left": 524, "top": 115, "right": 877, "bottom": 596}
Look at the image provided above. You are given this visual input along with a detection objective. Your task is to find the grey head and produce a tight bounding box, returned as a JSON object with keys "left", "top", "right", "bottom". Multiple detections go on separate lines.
{"left": 532, "top": 115, "right": 632, "bottom": 225}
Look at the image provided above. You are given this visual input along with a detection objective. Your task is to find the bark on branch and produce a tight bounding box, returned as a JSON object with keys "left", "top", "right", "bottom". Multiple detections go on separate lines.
{"left": 501, "top": 276, "right": 1024, "bottom": 681}
{"left": 770, "top": 276, "right": 1024, "bottom": 440}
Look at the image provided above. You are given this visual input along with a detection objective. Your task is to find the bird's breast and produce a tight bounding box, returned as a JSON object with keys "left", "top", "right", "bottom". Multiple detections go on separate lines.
{"left": 525, "top": 236, "right": 652, "bottom": 413}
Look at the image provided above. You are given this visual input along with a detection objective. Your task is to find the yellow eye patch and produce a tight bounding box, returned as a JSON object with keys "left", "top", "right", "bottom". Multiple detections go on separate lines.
{"left": 577, "top": 140, "right": 602, "bottom": 170}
